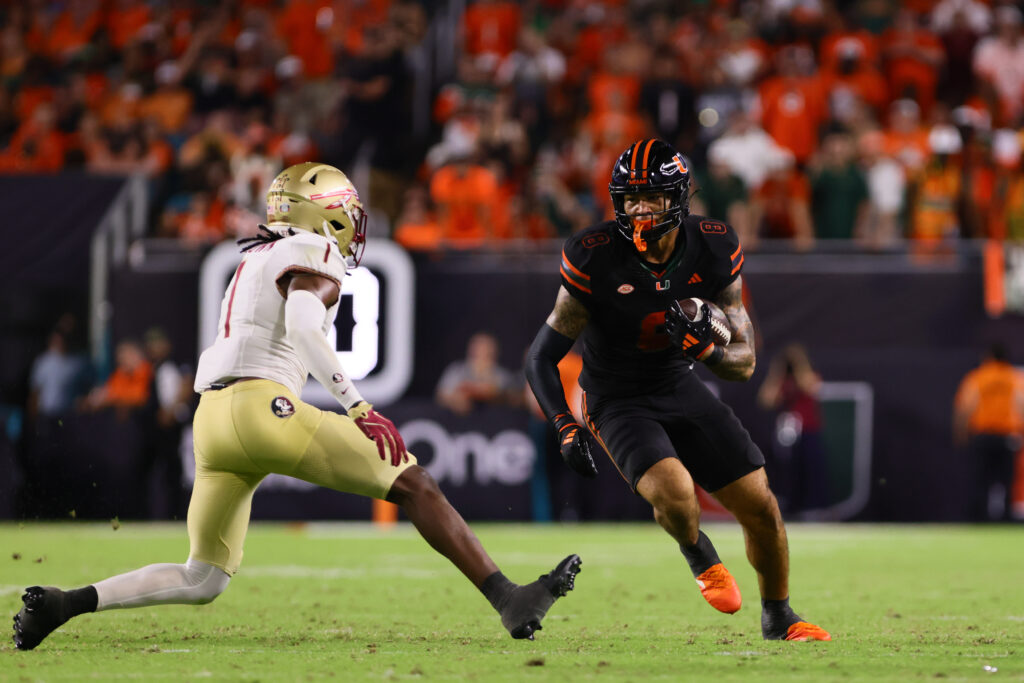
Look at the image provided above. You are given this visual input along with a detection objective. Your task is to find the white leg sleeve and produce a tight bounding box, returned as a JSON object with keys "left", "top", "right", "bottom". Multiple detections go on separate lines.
{"left": 93, "top": 559, "right": 230, "bottom": 611}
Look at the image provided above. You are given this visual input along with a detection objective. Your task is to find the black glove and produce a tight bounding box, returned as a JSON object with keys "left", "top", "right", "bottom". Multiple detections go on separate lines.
{"left": 665, "top": 300, "right": 716, "bottom": 361}
{"left": 553, "top": 414, "right": 599, "bottom": 479}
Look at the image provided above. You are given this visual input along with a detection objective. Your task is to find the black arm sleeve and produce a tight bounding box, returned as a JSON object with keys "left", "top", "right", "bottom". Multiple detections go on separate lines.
{"left": 524, "top": 324, "right": 577, "bottom": 425}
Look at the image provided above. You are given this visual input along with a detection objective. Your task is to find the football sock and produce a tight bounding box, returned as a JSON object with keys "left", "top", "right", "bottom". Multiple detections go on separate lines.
{"left": 93, "top": 559, "right": 229, "bottom": 610}
{"left": 63, "top": 586, "right": 98, "bottom": 619}
{"left": 761, "top": 597, "right": 801, "bottom": 639}
{"left": 480, "top": 571, "right": 517, "bottom": 612}
{"left": 680, "top": 530, "right": 722, "bottom": 577}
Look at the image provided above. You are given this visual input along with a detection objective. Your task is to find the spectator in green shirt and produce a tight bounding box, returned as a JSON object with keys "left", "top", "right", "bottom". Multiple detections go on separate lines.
{"left": 692, "top": 148, "right": 754, "bottom": 248}
{"left": 809, "top": 131, "right": 870, "bottom": 240}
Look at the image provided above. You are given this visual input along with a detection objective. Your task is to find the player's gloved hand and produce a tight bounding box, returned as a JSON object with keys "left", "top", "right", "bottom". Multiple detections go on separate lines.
{"left": 553, "top": 414, "right": 599, "bottom": 479}
{"left": 350, "top": 402, "right": 408, "bottom": 467}
{"left": 665, "top": 300, "right": 716, "bottom": 362}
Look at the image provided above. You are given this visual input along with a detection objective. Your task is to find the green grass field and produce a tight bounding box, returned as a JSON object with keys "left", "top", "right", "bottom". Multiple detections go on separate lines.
{"left": 1, "top": 522, "right": 1022, "bottom": 681}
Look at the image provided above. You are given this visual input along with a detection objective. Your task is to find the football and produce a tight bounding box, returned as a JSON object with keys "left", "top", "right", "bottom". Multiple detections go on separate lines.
{"left": 677, "top": 298, "right": 733, "bottom": 346}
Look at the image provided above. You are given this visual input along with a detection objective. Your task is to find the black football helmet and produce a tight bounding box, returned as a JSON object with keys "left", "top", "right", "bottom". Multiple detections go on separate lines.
{"left": 608, "top": 139, "right": 691, "bottom": 253}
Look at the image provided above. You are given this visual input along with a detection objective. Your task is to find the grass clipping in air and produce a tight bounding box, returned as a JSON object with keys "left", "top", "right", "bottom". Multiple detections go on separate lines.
{"left": 1, "top": 522, "right": 1022, "bottom": 681}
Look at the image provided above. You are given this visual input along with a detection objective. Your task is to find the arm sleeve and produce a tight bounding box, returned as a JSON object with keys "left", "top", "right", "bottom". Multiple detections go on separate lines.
{"left": 524, "top": 323, "right": 577, "bottom": 424}
{"left": 285, "top": 289, "right": 364, "bottom": 411}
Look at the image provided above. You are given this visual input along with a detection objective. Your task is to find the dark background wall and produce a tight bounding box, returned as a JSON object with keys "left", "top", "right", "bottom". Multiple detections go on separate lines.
{"left": 3, "top": 184, "right": 1023, "bottom": 522}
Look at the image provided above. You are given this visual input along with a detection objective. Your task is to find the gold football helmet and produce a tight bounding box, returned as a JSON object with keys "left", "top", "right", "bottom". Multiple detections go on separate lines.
{"left": 265, "top": 162, "right": 367, "bottom": 264}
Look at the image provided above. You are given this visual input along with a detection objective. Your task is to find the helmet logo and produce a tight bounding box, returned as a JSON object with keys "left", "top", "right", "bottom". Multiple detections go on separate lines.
{"left": 617, "top": 284, "right": 635, "bottom": 294}
{"left": 310, "top": 188, "right": 357, "bottom": 209}
{"left": 660, "top": 155, "right": 688, "bottom": 176}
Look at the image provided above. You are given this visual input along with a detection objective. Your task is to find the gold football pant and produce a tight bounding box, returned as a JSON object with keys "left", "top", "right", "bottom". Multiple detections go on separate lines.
{"left": 188, "top": 379, "right": 416, "bottom": 575}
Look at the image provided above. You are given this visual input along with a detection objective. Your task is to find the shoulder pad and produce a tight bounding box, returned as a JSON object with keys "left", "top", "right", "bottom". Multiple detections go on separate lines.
{"left": 560, "top": 223, "right": 615, "bottom": 301}
{"left": 684, "top": 214, "right": 744, "bottom": 283}
{"left": 274, "top": 233, "right": 348, "bottom": 287}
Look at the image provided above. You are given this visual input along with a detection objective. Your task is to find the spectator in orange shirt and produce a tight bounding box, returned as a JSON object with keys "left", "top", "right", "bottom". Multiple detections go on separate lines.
{"left": 106, "top": 0, "right": 152, "bottom": 50}
{"left": 0, "top": 102, "right": 65, "bottom": 173}
{"left": 139, "top": 62, "right": 194, "bottom": 134}
{"left": 275, "top": 0, "right": 335, "bottom": 80}
{"left": 177, "top": 191, "right": 228, "bottom": 246}
{"left": 953, "top": 343, "right": 1024, "bottom": 521}
{"left": 882, "top": 9, "right": 944, "bottom": 116}
{"left": 462, "top": 0, "right": 522, "bottom": 64}
{"left": 393, "top": 185, "right": 443, "bottom": 251}
{"left": 750, "top": 156, "right": 814, "bottom": 250}
{"left": 82, "top": 340, "right": 153, "bottom": 414}
{"left": 758, "top": 45, "right": 827, "bottom": 164}
{"left": 586, "top": 44, "right": 641, "bottom": 117}
{"left": 39, "top": 0, "right": 102, "bottom": 63}
{"left": 571, "top": 5, "right": 629, "bottom": 78}
{"left": 819, "top": 13, "right": 879, "bottom": 74}
{"left": 430, "top": 154, "right": 499, "bottom": 248}
{"left": 821, "top": 41, "right": 888, "bottom": 121}
{"left": 883, "top": 98, "right": 931, "bottom": 172}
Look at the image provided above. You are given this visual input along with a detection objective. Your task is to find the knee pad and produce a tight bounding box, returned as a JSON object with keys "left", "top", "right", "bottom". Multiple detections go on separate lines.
{"left": 184, "top": 559, "right": 231, "bottom": 604}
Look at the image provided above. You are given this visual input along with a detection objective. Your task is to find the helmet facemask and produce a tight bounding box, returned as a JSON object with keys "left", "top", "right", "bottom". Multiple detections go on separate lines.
{"left": 608, "top": 140, "right": 691, "bottom": 253}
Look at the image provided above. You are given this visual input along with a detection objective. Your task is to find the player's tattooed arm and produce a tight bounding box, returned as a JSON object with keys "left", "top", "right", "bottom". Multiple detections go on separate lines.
{"left": 545, "top": 286, "right": 591, "bottom": 339}
{"left": 711, "top": 277, "right": 756, "bottom": 381}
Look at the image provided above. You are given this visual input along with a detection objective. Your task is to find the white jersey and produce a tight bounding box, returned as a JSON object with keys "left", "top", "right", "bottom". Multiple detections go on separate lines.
{"left": 194, "top": 231, "right": 348, "bottom": 396}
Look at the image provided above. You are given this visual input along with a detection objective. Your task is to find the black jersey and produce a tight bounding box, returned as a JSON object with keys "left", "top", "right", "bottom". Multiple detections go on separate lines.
{"left": 560, "top": 214, "right": 744, "bottom": 397}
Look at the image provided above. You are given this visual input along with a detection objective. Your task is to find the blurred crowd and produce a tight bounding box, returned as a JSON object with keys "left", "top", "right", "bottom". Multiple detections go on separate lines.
{"left": 20, "top": 314, "right": 192, "bottom": 519}
{"left": 4, "top": 0, "right": 1024, "bottom": 249}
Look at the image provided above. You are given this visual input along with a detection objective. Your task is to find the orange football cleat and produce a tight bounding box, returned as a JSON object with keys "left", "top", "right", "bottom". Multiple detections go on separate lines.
{"left": 784, "top": 621, "right": 832, "bottom": 641}
{"left": 695, "top": 563, "right": 742, "bottom": 614}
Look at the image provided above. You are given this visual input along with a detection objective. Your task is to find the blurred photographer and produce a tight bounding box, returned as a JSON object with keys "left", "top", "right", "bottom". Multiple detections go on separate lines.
{"left": 757, "top": 343, "right": 828, "bottom": 514}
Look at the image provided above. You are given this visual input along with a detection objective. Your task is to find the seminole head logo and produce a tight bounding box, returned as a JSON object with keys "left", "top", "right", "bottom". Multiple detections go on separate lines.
{"left": 271, "top": 396, "right": 295, "bottom": 418}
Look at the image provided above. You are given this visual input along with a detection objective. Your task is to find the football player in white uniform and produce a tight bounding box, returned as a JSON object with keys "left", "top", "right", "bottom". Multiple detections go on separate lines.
{"left": 13, "top": 163, "right": 581, "bottom": 650}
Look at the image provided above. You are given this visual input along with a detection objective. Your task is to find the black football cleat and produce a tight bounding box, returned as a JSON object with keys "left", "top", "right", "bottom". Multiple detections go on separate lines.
{"left": 500, "top": 554, "right": 582, "bottom": 640}
{"left": 13, "top": 586, "right": 69, "bottom": 651}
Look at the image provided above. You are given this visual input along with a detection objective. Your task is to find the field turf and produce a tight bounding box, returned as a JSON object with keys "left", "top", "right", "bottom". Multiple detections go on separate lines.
{"left": 1, "top": 522, "right": 1022, "bottom": 681}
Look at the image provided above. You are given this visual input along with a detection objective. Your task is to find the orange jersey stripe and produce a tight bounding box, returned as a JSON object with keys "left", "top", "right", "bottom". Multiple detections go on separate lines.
{"left": 561, "top": 250, "right": 590, "bottom": 280}
{"left": 560, "top": 265, "right": 593, "bottom": 294}
{"left": 731, "top": 244, "right": 742, "bottom": 260}
{"left": 731, "top": 254, "right": 745, "bottom": 275}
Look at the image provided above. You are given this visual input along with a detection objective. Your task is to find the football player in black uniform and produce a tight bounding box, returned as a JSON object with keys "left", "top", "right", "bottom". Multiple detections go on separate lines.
{"left": 525, "top": 139, "right": 830, "bottom": 641}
